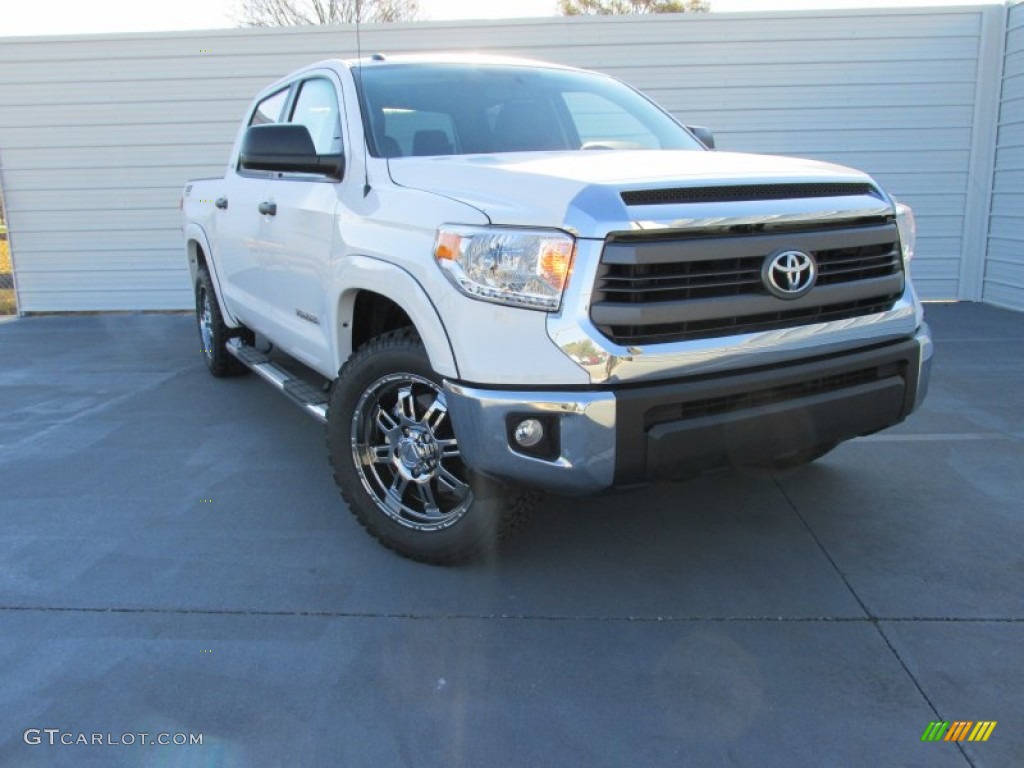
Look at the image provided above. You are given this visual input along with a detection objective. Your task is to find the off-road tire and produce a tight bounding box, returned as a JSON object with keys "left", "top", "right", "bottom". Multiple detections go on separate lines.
{"left": 195, "top": 267, "right": 246, "bottom": 378}
{"left": 326, "top": 328, "right": 536, "bottom": 564}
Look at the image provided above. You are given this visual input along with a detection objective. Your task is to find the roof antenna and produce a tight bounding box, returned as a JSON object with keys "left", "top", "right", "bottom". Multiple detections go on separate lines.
{"left": 355, "top": 0, "right": 371, "bottom": 197}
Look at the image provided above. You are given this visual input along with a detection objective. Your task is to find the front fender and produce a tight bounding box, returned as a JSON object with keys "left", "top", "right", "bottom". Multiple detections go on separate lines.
{"left": 331, "top": 255, "right": 459, "bottom": 379}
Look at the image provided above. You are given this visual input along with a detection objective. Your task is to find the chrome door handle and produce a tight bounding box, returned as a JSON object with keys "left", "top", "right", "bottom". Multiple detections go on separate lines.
{"left": 214, "top": 197, "right": 228, "bottom": 210}
{"left": 258, "top": 201, "right": 277, "bottom": 216}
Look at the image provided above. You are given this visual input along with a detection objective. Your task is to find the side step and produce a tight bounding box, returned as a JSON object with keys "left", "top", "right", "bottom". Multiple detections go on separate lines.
{"left": 226, "top": 338, "right": 328, "bottom": 424}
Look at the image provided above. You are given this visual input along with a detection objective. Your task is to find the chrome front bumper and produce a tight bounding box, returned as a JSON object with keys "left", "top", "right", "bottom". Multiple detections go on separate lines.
{"left": 445, "top": 324, "right": 933, "bottom": 495}
{"left": 442, "top": 384, "right": 617, "bottom": 494}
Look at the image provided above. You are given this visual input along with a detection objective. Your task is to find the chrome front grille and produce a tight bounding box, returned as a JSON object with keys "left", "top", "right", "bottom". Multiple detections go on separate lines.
{"left": 591, "top": 222, "right": 904, "bottom": 346}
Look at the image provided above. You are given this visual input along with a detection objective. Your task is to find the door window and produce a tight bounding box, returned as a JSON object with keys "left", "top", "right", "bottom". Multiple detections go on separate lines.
{"left": 289, "top": 78, "right": 343, "bottom": 154}
{"left": 249, "top": 88, "right": 289, "bottom": 126}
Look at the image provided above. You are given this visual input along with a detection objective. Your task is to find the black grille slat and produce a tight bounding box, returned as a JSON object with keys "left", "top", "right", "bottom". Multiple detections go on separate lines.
{"left": 601, "top": 278, "right": 762, "bottom": 295}
{"left": 602, "top": 266, "right": 763, "bottom": 284}
{"left": 646, "top": 367, "right": 885, "bottom": 427}
{"left": 819, "top": 253, "right": 898, "bottom": 271}
{"left": 818, "top": 261, "right": 900, "bottom": 281}
{"left": 599, "top": 282, "right": 762, "bottom": 302}
{"left": 598, "top": 296, "right": 901, "bottom": 346}
{"left": 621, "top": 183, "right": 877, "bottom": 207}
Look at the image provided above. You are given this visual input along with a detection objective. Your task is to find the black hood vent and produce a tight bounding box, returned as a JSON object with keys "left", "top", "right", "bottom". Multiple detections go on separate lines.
{"left": 621, "top": 183, "right": 877, "bottom": 206}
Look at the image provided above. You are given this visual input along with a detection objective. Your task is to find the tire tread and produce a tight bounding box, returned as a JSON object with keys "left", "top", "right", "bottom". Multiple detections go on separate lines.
{"left": 196, "top": 267, "right": 246, "bottom": 378}
{"left": 327, "top": 328, "right": 537, "bottom": 565}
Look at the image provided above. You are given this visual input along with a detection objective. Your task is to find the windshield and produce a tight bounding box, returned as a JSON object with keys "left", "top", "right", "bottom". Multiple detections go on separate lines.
{"left": 356, "top": 63, "right": 704, "bottom": 157}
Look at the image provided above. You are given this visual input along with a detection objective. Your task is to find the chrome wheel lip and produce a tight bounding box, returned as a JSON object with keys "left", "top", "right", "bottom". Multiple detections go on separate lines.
{"left": 197, "top": 286, "right": 214, "bottom": 362}
{"left": 350, "top": 372, "right": 473, "bottom": 532}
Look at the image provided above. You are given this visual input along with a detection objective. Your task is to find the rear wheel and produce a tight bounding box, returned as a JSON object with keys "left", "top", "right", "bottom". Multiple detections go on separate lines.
{"left": 195, "top": 267, "right": 246, "bottom": 377}
{"left": 327, "top": 329, "right": 535, "bottom": 564}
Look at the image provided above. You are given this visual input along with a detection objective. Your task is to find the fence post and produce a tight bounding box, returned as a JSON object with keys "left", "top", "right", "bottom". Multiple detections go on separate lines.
{"left": 960, "top": 3, "right": 1008, "bottom": 301}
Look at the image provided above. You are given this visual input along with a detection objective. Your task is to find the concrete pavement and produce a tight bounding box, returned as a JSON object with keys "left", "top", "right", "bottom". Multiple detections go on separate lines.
{"left": 0, "top": 303, "right": 1021, "bottom": 766}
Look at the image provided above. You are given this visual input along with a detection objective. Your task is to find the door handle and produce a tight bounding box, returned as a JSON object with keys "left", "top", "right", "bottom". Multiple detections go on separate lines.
{"left": 214, "top": 196, "right": 228, "bottom": 210}
{"left": 258, "top": 201, "right": 277, "bottom": 216}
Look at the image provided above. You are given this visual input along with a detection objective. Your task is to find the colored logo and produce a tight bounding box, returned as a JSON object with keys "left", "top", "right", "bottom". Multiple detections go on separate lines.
{"left": 762, "top": 249, "right": 817, "bottom": 299}
{"left": 921, "top": 721, "right": 996, "bottom": 742}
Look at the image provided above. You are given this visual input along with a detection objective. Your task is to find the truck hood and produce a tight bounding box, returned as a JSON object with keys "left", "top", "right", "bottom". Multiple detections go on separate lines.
{"left": 387, "top": 150, "right": 887, "bottom": 238}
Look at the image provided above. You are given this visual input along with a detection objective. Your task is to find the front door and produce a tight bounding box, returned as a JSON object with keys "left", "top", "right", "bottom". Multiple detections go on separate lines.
{"left": 257, "top": 75, "right": 345, "bottom": 369}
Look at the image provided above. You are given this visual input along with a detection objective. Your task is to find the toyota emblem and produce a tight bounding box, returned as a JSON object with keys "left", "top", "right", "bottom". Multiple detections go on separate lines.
{"left": 763, "top": 250, "right": 817, "bottom": 299}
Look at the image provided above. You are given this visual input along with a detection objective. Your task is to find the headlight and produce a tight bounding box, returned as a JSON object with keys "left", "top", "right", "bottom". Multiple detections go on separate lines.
{"left": 895, "top": 200, "right": 915, "bottom": 262}
{"left": 434, "top": 226, "right": 575, "bottom": 311}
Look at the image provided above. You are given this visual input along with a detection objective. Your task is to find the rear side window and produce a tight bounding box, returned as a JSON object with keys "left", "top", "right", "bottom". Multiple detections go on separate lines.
{"left": 289, "top": 78, "right": 343, "bottom": 155}
{"left": 249, "top": 88, "right": 289, "bottom": 126}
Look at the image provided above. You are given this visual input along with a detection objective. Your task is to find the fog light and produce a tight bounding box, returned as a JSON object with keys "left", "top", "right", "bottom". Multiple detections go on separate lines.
{"left": 514, "top": 418, "right": 545, "bottom": 448}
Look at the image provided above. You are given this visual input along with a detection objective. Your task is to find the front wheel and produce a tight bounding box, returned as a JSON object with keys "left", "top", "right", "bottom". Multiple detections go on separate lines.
{"left": 327, "top": 329, "right": 534, "bottom": 564}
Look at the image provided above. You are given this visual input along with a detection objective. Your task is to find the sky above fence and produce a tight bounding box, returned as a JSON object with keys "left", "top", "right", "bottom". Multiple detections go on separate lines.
{"left": 2, "top": 0, "right": 999, "bottom": 37}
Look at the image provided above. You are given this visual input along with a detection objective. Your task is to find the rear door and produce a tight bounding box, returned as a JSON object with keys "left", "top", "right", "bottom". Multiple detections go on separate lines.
{"left": 215, "top": 86, "right": 291, "bottom": 332}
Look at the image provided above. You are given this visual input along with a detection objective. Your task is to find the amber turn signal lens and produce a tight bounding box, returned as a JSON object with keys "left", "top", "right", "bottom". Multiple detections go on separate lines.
{"left": 539, "top": 243, "right": 573, "bottom": 291}
{"left": 434, "top": 231, "right": 461, "bottom": 261}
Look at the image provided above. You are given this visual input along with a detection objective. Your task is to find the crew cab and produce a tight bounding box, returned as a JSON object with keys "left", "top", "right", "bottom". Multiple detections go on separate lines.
{"left": 181, "top": 54, "right": 932, "bottom": 564}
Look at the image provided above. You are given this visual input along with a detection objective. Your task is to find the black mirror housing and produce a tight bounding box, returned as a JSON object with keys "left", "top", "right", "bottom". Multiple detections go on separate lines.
{"left": 239, "top": 124, "right": 344, "bottom": 179}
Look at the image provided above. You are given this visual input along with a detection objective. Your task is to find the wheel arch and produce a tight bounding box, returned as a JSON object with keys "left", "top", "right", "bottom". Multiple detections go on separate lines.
{"left": 184, "top": 223, "right": 238, "bottom": 327}
{"left": 333, "top": 257, "right": 458, "bottom": 379}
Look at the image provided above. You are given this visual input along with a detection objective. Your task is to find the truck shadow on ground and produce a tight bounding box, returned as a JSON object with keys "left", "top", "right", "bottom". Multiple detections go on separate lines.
{"left": 346, "top": 461, "right": 869, "bottom": 620}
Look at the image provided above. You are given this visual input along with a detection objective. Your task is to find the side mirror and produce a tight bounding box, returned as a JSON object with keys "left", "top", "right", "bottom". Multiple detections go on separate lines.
{"left": 239, "top": 124, "right": 344, "bottom": 179}
{"left": 686, "top": 125, "right": 715, "bottom": 150}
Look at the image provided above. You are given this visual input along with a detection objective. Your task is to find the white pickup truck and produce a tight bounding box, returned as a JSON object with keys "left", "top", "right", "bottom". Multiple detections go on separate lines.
{"left": 182, "top": 54, "right": 932, "bottom": 564}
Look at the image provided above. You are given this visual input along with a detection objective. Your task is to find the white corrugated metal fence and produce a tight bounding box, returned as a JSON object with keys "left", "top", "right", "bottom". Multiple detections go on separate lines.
{"left": 986, "top": 1, "right": 1024, "bottom": 310}
{"left": 0, "top": 4, "right": 1019, "bottom": 312}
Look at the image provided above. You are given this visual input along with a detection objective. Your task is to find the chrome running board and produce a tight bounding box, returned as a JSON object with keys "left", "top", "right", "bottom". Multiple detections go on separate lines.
{"left": 226, "top": 338, "right": 328, "bottom": 424}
